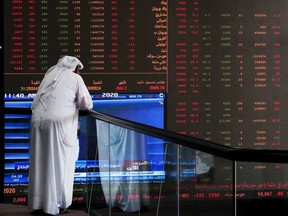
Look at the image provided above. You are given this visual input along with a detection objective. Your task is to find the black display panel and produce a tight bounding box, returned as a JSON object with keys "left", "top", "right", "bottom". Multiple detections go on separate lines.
{"left": 3, "top": 0, "right": 288, "bottom": 203}
{"left": 166, "top": 0, "right": 288, "bottom": 201}
{"left": 4, "top": 0, "right": 167, "bottom": 94}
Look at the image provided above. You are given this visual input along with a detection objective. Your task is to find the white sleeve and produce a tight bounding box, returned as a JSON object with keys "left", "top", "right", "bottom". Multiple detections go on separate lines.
{"left": 75, "top": 76, "right": 93, "bottom": 110}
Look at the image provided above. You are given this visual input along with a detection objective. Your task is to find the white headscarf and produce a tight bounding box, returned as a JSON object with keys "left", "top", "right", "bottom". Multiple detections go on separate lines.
{"left": 31, "top": 56, "right": 84, "bottom": 111}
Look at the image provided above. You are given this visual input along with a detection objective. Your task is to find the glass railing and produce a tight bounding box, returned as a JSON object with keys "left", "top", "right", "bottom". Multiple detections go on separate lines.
{"left": 84, "top": 116, "right": 234, "bottom": 216}
{"left": 3, "top": 107, "right": 288, "bottom": 216}
{"left": 84, "top": 110, "right": 288, "bottom": 216}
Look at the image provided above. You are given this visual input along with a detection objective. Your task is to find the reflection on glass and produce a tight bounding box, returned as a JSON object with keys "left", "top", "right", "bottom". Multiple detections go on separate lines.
{"left": 96, "top": 120, "right": 149, "bottom": 213}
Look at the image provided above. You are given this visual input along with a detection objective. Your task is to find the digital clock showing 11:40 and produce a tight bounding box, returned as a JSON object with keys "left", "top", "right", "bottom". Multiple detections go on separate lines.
{"left": 4, "top": 93, "right": 36, "bottom": 99}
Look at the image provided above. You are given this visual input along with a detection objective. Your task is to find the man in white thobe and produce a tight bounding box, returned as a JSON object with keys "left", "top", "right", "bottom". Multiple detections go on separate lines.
{"left": 28, "top": 56, "right": 93, "bottom": 215}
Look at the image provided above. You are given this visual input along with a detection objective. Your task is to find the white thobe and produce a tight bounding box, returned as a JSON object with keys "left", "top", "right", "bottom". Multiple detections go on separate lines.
{"left": 96, "top": 121, "right": 149, "bottom": 213}
{"left": 28, "top": 56, "right": 93, "bottom": 215}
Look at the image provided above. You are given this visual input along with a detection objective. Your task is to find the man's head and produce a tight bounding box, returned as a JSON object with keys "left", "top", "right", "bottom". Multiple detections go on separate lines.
{"left": 57, "top": 56, "right": 84, "bottom": 72}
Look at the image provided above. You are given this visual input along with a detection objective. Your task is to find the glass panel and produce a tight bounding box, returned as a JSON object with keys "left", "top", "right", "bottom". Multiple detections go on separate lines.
{"left": 87, "top": 119, "right": 175, "bottom": 215}
{"left": 184, "top": 153, "right": 234, "bottom": 216}
{"left": 177, "top": 148, "right": 234, "bottom": 216}
{"left": 86, "top": 116, "right": 234, "bottom": 215}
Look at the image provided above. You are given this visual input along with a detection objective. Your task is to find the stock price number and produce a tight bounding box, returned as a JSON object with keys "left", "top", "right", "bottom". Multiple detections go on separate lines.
{"left": 13, "top": 196, "right": 27, "bottom": 203}
{"left": 208, "top": 192, "right": 221, "bottom": 198}
{"left": 194, "top": 193, "right": 205, "bottom": 199}
{"left": 276, "top": 191, "right": 284, "bottom": 197}
{"left": 149, "top": 86, "right": 165, "bottom": 91}
{"left": 115, "top": 85, "right": 127, "bottom": 91}
{"left": 257, "top": 191, "right": 272, "bottom": 197}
